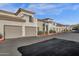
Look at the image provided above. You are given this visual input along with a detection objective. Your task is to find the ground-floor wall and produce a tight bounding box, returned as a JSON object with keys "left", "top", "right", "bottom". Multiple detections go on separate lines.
{"left": 55, "top": 27, "right": 67, "bottom": 33}
{"left": 37, "top": 25, "right": 57, "bottom": 35}
{"left": 0, "top": 20, "right": 37, "bottom": 39}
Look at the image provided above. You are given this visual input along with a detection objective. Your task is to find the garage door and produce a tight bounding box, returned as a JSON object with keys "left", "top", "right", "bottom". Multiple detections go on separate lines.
{"left": 4, "top": 25, "right": 22, "bottom": 39}
{"left": 25, "top": 26, "right": 36, "bottom": 37}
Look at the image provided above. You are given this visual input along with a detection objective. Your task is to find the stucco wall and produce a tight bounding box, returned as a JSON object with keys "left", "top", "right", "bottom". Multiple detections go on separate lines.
{"left": 0, "top": 10, "right": 38, "bottom": 38}
{"left": 0, "top": 24, "right": 4, "bottom": 36}
{"left": 0, "top": 20, "right": 24, "bottom": 37}
{"left": 37, "top": 20, "right": 57, "bottom": 34}
{"left": 16, "top": 11, "right": 37, "bottom": 27}
{"left": 37, "top": 21, "right": 44, "bottom": 31}
{"left": 17, "top": 11, "right": 33, "bottom": 17}
{"left": 55, "top": 26, "right": 66, "bottom": 33}
{"left": 0, "top": 20, "right": 37, "bottom": 38}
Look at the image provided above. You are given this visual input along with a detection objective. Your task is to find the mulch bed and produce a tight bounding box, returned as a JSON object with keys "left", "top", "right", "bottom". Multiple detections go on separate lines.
{"left": 18, "top": 38, "right": 79, "bottom": 56}
{"left": 38, "top": 33, "right": 57, "bottom": 37}
{"left": 0, "top": 37, "right": 5, "bottom": 43}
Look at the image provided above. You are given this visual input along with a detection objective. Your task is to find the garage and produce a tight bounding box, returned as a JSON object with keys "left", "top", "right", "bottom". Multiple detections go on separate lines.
{"left": 25, "top": 26, "right": 36, "bottom": 37}
{"left": 4, "top": 25, "right": 22, "bottom": 39}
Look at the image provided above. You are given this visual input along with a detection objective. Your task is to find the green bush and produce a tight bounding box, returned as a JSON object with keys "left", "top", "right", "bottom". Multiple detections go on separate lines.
{"left": 49, "top": 30, "right": 56, "bottom": 33}
{"left": 0, "top": 34, "right": 3, "bottom": 38}
{"left": 63, "top": 29, "right": 69, "bottom": 32}
{"left": 45, "top": 31, "right": 48, "bottom": 34}
{"left": 38, "top": 31, "right": 44, "bottom": 35}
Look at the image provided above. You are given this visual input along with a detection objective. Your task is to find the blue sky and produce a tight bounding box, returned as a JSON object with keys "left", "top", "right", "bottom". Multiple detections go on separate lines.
{"left": 0, "top": 3, "right": 79, "bottom": 25}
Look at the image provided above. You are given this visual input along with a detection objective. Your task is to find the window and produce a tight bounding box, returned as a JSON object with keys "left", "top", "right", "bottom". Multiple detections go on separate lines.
{"left": 21, "top": 14, "right": 26, "bottom": 18}
{"left": 21, "top": 14, "right": 33, "bottom": 22}
{"left": 29, "top": 16, "right": 33, "bottom": 22}
{"left": 21, "top": 14, "right": 29, "bottom": 20}
{"left": 53, "top": 22, "right": 56, "bottom": 25}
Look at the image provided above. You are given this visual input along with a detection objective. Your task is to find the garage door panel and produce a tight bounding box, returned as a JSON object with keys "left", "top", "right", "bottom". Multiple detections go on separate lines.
{"left": 4, "top": 25, "right": 22, "bottom": 39}
{"left": 25, "top": 27, "right": 36, "bottom": 36}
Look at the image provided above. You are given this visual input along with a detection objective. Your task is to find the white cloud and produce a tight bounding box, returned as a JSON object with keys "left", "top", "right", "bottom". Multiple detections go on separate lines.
{"left": 0, "top": 3, "right": 8, "bottom": 6}
{"left": 0, "top": 3, "right": 79, "bottom": 15}
{"left": 26, "top": 3, "right": 79, "bottom": 16}
{"left": 26, "top": 3, "right": 69, "bottom": 16}
{"left": 0, "top": 3, "right": 25, "bottom": 12}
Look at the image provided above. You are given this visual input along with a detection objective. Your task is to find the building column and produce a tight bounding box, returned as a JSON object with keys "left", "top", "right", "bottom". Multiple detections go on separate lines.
{"left": 0, "top": 24, "right": 4, "bottom": 37}
{"left": 48, "top": 25, "right": 50, "bottom": 35}
{"left": 22, "top": 25, "right": 25, "bottom": 37}
{"left": 35, "top": 18, "right": 38, "bottom": 36}
{"left": 36, "top": 26, "right": 38, "bottom": 36}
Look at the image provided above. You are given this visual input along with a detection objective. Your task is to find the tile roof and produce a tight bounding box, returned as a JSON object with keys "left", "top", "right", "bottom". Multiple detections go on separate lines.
{"left": 0, "top": 14, "right": 25, "bottom": 22}
{"left": 16, "top": 8, "right": 35, "bottom": 15}
{"left": 56, "top": 23, "right": 66, "bottom": 27}
{"left": 0, "top": 8, "right": 36, "bottom": 22}
{"left": 37, "top": 18, "right": 53, "bottom": 23}
{"left": 0, "top": 10, "right": 15, "bottom": 15}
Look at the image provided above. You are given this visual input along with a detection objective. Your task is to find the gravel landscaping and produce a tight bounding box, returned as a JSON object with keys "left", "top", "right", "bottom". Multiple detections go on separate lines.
{"left": 18, "top": 38, "right": 79, "bottom": 56}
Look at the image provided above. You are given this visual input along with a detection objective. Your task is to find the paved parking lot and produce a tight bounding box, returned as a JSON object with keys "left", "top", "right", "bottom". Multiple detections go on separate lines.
{"left": 0, "top": 32, "right": 79, "bottom": 56}
{"left": 54, "top": 32, "right": 79, "bottom": 42}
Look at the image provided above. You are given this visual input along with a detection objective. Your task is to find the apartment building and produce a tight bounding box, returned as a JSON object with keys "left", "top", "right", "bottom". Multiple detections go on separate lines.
{"left": 0, "top": 8, "right": 37, "bottom": 39}
{"left": 37, "top": 17, "right": 71, "bottom": 35}
{"left": 55, "top": 23, "right": 66, "bottom": 33}
{"left": 0, "top": 8, "right": 72, "bottom": 39}
{"left": 37, "top": 18, "right": 57, "bottom": 35}
{"left": 55, "top": 23, "right": 72, "bottom": 33}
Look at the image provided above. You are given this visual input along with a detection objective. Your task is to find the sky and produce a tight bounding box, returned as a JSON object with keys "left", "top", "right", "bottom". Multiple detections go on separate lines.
{"left": 0, "top": 3, "right": 79, "bottom": 25}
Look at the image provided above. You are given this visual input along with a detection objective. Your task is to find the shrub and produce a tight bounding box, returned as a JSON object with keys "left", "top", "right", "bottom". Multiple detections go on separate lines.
{"left": 45, "top": 31, "right": 48, "bottom": 34}
{"left": 49, "top": 30, "right": 56, "bottom": 33}
{"left": 38, "top": 31, "right": 44, "bottom": 35}
{"left": 64, "top": 29, "right": 69, "bottom": 32}
{"left": 0, "top": 34, "right": 3, "bottom": 39}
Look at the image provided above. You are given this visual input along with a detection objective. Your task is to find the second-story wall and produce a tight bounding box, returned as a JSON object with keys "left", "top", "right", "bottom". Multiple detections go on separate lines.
{"left": 16, "top": 9, "right": 37, "bottom": 27}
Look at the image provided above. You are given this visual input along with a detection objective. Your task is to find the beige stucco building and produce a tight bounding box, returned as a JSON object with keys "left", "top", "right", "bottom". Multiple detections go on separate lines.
{"left": 55, "top": 23, "right": 66, "bottom": 33}
{"left": 0, "top": 8, "right": 72, "bottom": 39}
{"left": 37, "top": 18, "right": 72, "bottom": 34}
{"left": 55, "top": 23, "right": 72, "bottom": 33}
{"left": 37, "top": 18, "right": 57, "bottom": 35}
{"left": 0, "top": 8, "right": 37, "bottom": 39}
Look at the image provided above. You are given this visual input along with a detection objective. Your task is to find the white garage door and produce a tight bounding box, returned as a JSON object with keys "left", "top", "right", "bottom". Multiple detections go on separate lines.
{"left": 25, "top": 26, "right": 36, "bottom": 37}
{"left": 4, "top": 25, "right": 22, "bottom": 39}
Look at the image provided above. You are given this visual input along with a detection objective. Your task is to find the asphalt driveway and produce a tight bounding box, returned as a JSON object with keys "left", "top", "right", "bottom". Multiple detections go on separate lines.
{"left": 0, "top": 32, "right": 79, "bottom": 56}
{"left": 18, "top": 38, "right": 79, "bottom": 56}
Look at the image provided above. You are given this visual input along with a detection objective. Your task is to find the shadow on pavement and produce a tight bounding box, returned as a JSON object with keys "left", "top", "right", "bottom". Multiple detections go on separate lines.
{"left": 17, "top": 38, "right": 79, "bottom": 56}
